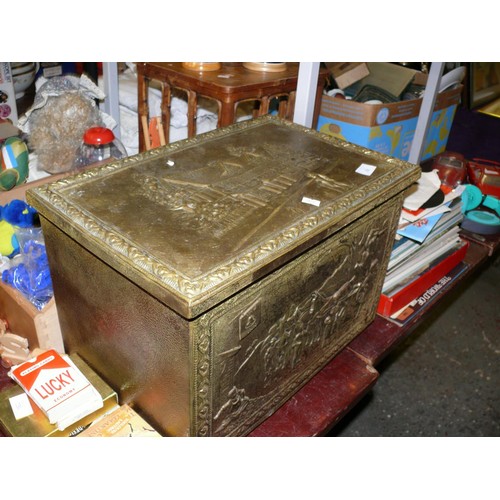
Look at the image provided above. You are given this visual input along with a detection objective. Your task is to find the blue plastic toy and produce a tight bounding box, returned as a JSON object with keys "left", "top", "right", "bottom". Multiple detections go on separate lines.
{"left": 0, "top": 199, "right": 38, "bottom": 257}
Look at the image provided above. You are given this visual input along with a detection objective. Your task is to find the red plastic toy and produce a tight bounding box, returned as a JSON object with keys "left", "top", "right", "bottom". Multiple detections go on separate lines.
{"left": 466, "top": 158, "right": 500, "bottom": 198}
{"left": 430, "top": 151, "right": 468, "bottom": 194}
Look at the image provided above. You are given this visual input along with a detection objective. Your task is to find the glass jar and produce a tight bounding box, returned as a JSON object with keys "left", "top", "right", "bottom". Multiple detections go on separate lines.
{"left": 73, "top": 127, "right": 127, "bottom": 169}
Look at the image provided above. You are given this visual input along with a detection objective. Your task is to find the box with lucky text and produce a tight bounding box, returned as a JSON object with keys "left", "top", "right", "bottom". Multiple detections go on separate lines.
{"left": 0, "top": 353, "right": 118, "bottom": 437}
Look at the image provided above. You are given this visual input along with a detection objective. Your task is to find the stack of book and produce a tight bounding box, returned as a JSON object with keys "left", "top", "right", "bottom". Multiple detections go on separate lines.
{"left": 378, "top": 189, "right": 469, "bottom": 325}
{"left": 9, "top": 349, "right": 104, "bottom": 431}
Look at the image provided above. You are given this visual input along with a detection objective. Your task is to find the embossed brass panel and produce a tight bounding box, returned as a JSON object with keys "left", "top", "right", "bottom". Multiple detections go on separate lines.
{"left": 27, "top": 116, "right": 420, "bottom": 436}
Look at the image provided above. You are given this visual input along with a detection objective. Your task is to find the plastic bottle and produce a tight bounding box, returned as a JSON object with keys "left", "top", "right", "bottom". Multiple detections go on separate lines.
{"left": 73, "top": 127, "right": 127, "bottom": 169}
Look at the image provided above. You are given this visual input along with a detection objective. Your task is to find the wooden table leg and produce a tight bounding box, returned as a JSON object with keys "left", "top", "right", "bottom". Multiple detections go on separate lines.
{"left": 219, "top": 101, "right": 236, "bottom": 128}
{"left": 137, "top": 72, "right": 149, "bottom": 153}
{"left": 160, "top": 82, "right": 172, "bottom": 145}
{"left": 286, "top": 91, "right": 296, "bottom": 121}
{"left": 277, "top": 96, "right": 288, "bottom": 118}
{"left": 187, "top": 89, "right": 198, "bottom": 138}
{"left": 259, "top": 96, "right": 270, "bottom": 117}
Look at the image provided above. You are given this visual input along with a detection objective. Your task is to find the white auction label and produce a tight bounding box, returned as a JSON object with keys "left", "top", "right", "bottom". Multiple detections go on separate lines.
{"left": 9, "top": 393, "right": 34, "bottom": 420}
{"left": 302, "top": 196, "right": 321, "bottom": 207}
{"left": 356, "top": 163, "right": 377, "bottom": 176}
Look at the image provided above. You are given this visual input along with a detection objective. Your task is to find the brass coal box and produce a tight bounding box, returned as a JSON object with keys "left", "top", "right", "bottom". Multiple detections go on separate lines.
{"left": 27, "top": 116, "right": 420, "bottom": 436}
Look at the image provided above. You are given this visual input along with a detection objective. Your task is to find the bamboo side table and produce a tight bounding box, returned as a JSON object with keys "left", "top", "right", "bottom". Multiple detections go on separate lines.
{"left": 136, "top": 62, "right": 329, "bottom": 151}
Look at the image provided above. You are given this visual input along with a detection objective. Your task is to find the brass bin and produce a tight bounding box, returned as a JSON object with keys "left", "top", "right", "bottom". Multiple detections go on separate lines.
{"left": 27, "top": 116, "right": 420, "bottom": 436}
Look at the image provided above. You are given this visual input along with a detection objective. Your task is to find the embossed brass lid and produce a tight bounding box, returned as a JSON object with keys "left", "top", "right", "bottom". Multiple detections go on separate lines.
{"left": 27, "top": 116, "right": 420, "bottom": 319}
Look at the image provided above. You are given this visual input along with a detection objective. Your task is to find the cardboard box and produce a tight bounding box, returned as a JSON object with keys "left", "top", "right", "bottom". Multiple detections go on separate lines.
{"left": 0, "top": 63, "right": 18, "bottom": 125}
{"left": 354, "top": 62, "right": 418, "bottom": 99}
{"left": 0, "top": 290, "right": 63, "bottom": 354}
{"left": 27, "top": 116, "right": 420, "bottom": 436}
{"left": 77, "top": 404, "right": 162, "bottom": 437}
{"left": 0, "top": 118, "right": 20, "bottom": 141}
{"left": 317, "top": 85, "right": 463, "bottom": 162}
{"left": 325, "top": 62, "right": 370, "bottom": 90}
{"left": 0, "top": 175, "right": 66, "bottom": 354}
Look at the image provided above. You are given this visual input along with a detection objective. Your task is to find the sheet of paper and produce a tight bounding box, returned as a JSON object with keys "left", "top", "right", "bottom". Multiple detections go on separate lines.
{"left": 9, "top": 393, "right": 34, "bottom": 420}
{"left": 403, "top": 171, "right": 442, "bottom": 211}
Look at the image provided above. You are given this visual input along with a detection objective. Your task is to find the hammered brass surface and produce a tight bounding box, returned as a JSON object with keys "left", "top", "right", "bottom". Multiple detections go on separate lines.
{"left": 26, "top": 116, "right": 421, "bottom": 436}
{"left": 27, "top": 116, "right": 420, "bottom": 319}
{"left": 38, "top": 218, "right": 191, "bottom": 436}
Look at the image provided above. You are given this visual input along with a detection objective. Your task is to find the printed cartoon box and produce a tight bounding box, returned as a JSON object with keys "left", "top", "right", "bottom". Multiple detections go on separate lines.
{"left": 0, "top": 63, "right": 18, "bottom": 125}
{"left": 317, "top": 85, "right": 462, "bottom": 162}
